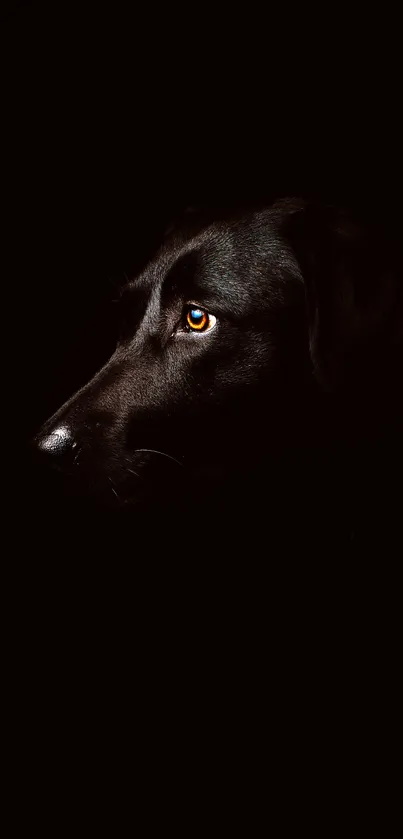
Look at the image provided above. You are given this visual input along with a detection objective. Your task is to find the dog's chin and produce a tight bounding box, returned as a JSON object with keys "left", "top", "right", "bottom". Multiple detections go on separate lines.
{"left": 95, "top": 460, "right": 228, "bottom": 510}
{"left": 48, "top": 450, "right": 189, "bottom": 511}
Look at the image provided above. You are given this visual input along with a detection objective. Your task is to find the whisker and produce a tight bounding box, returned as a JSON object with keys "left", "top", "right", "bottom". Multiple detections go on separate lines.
{"left": 127, "top": 467, "right": 140, "bottom": 477}
{"left": 108, "top": 476, "right": 120, "bottom": 500}
{"left": 134, "top": 448, "right": 183, "bottom": 467}
{"left": 73, "top": 446, "right": 82, "bottom": 466}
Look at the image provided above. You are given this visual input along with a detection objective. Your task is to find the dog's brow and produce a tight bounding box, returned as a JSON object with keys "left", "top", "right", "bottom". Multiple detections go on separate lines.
{"left": 162, "top": 251, "right": 200, "bottom": 294}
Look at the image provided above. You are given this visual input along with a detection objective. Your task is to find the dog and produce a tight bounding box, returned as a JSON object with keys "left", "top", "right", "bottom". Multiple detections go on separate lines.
{"left": 33, "top": 198, "right": 402, "bottom": 545}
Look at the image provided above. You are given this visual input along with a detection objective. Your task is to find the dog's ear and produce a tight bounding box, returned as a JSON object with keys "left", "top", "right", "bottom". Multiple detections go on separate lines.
{"left": 281, "top": 201, "right": 401, "bottom": 391}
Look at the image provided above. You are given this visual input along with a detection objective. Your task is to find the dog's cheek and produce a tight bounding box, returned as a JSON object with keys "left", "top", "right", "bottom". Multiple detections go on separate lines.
{"left": 195, "top": 332, "right": 276, "bottom": 391}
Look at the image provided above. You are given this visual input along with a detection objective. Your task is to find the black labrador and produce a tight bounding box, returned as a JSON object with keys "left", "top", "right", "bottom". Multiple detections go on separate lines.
{"left": 34, "top": 199, "right": 402, "bottom": 544}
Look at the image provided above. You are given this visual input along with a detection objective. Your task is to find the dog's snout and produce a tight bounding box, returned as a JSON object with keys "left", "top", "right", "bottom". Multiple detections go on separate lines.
{"left": 36, "top": 424, "right": 76, "bottom": 459}
{"left": 34, "top": 409, "right": 115, "bottom": 473}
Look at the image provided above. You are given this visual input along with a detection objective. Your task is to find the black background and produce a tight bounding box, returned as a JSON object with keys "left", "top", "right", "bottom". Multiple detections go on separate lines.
{"left": 6, "top": 28, "right": 403, "bottom": 811}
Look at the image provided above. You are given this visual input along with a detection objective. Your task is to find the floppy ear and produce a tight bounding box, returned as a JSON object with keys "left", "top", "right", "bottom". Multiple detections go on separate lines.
{"left": 282, "top": 202, "right": 401, "bottom": 391}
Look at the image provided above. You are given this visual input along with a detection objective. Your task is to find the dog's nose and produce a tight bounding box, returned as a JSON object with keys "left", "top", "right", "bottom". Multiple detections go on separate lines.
{"left": 36, "top": 424, "right": 76, "bottom": 459}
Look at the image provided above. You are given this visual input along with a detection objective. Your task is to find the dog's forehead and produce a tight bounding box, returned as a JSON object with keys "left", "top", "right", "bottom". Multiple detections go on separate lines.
{"left": 128, "top": 208, "right": 299, "bottom": 315}
{"left": 151, "top": 219, "right": 237, "bottom": 278}
{"left": 137, "top": 211, "right": 283, "bottom": 287}
{"left": 126, "top": 223, "right": 220, "bottom": 294}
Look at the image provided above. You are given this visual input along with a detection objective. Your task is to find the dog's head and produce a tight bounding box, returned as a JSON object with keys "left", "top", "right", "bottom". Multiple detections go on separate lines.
{"left": 34, "top": 200, "right": 401, "bottom": 506}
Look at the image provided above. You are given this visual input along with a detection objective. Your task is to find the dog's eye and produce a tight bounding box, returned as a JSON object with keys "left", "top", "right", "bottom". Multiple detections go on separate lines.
{"left": 185, "top": 306, "right": 216, "bottom": 333}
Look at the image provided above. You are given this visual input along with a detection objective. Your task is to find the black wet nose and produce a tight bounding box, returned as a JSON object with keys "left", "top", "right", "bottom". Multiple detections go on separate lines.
{"left": 35, "top": 424, "right": 76, "bottom": 460}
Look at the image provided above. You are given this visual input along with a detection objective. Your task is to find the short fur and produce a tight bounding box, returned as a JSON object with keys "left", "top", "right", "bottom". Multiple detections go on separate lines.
{"left": 34, "top": 199, "right": 402, "bottom": 545}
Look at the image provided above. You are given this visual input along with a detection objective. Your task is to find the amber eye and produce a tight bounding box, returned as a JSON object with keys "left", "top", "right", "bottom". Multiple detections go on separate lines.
{"left": 185, "top": 307, "right": 216, "bottom": 333}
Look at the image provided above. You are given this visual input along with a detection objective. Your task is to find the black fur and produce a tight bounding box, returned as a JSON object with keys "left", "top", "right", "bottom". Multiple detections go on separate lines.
{"left": 34, "top": 199, "right": 402, "bottom": 548}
